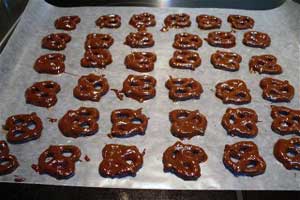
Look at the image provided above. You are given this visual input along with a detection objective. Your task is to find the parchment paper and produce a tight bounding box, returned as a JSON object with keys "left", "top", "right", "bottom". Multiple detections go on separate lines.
{"left": 0, "top": 0, "right": 299, "bottom": 190}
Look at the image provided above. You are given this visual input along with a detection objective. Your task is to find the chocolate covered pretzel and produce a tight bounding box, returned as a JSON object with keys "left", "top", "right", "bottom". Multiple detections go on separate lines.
{"left": 96, "top": 14, "right": 121, "bottom": 28}
{"left": 211, "top": 50, "right": 242, "bottom": 71}
{"left": 161, "top": 13, "right": 191, "bottom": 32}
{"left": 227, "top": 15, "right": 254, "bottom": 30}
{"left": 169, "top": 50, "right": 201, "bottom": 70}
{"left": 81, "top": 48, "right": 112, "bottom": 68}
{"left": 0, "top": 141, "right": 18, "bottom": 175}
{"left": 42, "top": 33, "right": 71, "bottom": 51}
{"left": 173, "top": 32, "right": 202, "bottom": 50}
{"left": 85, "top": 33, "right": 114, "bottom": 50}
{"left": 249, "top": 54, "right": 282, "bottom": 74}
{"left": 54, "top": 16, "right": 81, "bottom": 30}
{"left": 196, "top": 15, "right": 222, "bottom": 30}
{"left": 124, "top": 52, "right": 157, "bottom": 72}
{"left": 34, "top": 53, "right": 65, "bottom": 74}
{"left": 243, "top": 31, "right": 271, "bottom": 48}
{"left": 205, "top": 31, "right": 236, "bottom": 48}
{"left": 124, "top": 31, "right": 154, "bottom": 48}
{"left": 129, "top": 12, "right": 156, "bottom": 30}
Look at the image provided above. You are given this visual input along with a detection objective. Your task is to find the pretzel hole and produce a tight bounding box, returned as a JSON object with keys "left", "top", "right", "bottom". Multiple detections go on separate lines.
{"left": 62, "top": 150, "right": 73, "bottom": 157}
{"left": 44, "top": 83, "right": 55, "bottom": 89}
{"left": 94, "top": 82, "right": 103, "bottom": 90}
{"left": 230, "top": 156, "right": 239, "bottom": 163}
{"left": 175, "top": 88, "right": 187, "bottom": 94}
{"left": 14, "top": 119, "right": 24, "bottom": 126}
{"left": 245, "top": 123, "right": 253, "bottom": 130}
{"left": 12, "top": 130, "right": 25, "bottom": 137}
{"left": 236, "top": 92, "right": 246, "bottom": 98}
{"left": 126, "top": 159, "right": 134, "bottom": 165}
{"left": 80, "top": 122, "right": 90, "bottom": 129}
{"left": 188, "top": 56, "right": 198, "bottom": 62}
{"left": 177, "top": 112, "right": 189, "bottom": 120}
{"left": 172, "top": 150, "right": 179, "bottom": 158}
{"left": 27, "top": 122, "right": 36, "bottom": 130}
{"left": 0, "top": 160, "right": 10, "bottom": 166}
{"left": 292, "top": 116, "right": 300, "bottom": 123}
{"left": 280, "top": 86, "right": 290, "bottom": 93}
{"left": 278, "top": 110, "right": 289, "bottom": 116}
{"left": 131, "top": 118, "right": 143, "bottom": 125}
{"left": 117, "top": 113, "right": 129, "bottom": 119}
{"left": 45, "top": 155, "right": 54, "bottom": 163}
{"left": 280, "top": 121, "right": 292, "bottom": 128}
{"left": 229, "top": 115, "right": 235, "bottom": 124}
{"left": 80, "top": 111, "right": 91, "bottom": 117}
{"left": 287, "top": 149, "right": 298, "bottom": 158}
{"left": 246, "top": 161, "right": 258, "bottom": 169}
{"left": 223, "top": 86, "right": 233, "bottom": 93}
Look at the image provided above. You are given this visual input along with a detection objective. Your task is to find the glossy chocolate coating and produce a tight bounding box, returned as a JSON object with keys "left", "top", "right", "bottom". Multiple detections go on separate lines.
{"left": 169, "top": 109, "right": 207, "bottom": 140}
{"left": 25, "top": 80, "right": 61, "bottom": 108}
{"left": 227, "top": 15, "right": 254, "bottom": 29}
{"left": 4, "top": 113, "right": 43, "bottom": 144}
{"left": 274, "top": 137, "right": 300, "bottom": 170}
{"left": 129, "top": 12, "right": 156, "bottom": 30}
{"left": 169, "top": 50, "right": 201, "bottom": 70}
{"left": 161, "top": 13, "right": 191, "bottom": 32}
{"left": 173, "top": 32, "right": 202, "bottom": 50}
{"left": 124, "top": 52, "right": 156, "bottom": 72}
{"left": 222, "top": 107, "right": 258, "bottom": 138}
{"left": 223, "top": 141, "right": 266, "bottom": 176}
{"left": 85, "top": 33, "right": 114, "bottom": 50}
{"left": 243, "top": 31, "right": 271, "bottom": 48}
{"left": 260, "top": 77, "right": 294, "bottom": 102}
{"left": 99, "top": 144, "right": 144, "bottom": 178}
{"left": 211, "top": 50, "right": 242, "bottom": 71}
{"left": 34, "top": 53, "right": 65, "bottom": 74}
{"left": 215, "top": 79, "right": 251, "bottom": 105}
{"left": 73, "top": 73, "right": 109, "bottom": 101}
{"left": 163, "top": 141, "right": 207, "bottom": 180}
{"left": 124, "top": 31, "right": 154, "bottom": 48}
{"left": 81, "top": 48, "right": 112, "bottom": 68}
{"left": 54, "top": 16, "right": 80, "bottom": 30}
{"left": 249, "top": 54, "right": 282, "bottom": 74}
{"left": 96, "top": 14, "right": 121, "bottom": 28}
{"left": 0, "top": 141, "right": 19, "bottom": 175}
{"left": 196, "top": 15, "right": 222, "bottom": 30}
{"left": 205, "top": 31, "right": 236, "bottom": 48}
{"left": 41, "top": 33, "right": 71, "bottom": 51}
{"left": 58, "top": 107, "right": 99, "bottom": 138}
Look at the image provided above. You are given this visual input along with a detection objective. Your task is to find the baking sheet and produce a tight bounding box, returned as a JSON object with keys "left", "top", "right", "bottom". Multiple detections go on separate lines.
{"left": 0, "top": 0, "right": 300, "bottom": 190}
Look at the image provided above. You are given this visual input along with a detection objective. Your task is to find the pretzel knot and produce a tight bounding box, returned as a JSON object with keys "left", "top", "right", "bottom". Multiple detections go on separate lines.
{"left": 215, "top": 79, "right": 251, "bottom": 105}
{"left": 59, "top": 107, "right": 99, "bottom": 138}
{"left": 36, "top": 145, "right": 81, "bottom": 179}
{"left": 271, "top": 106, "right": 300, "bottom": 135}
{"left": 196, "top": 15, "right": 222, "bottom": 30}
{"left": 34, "top": 53, "right": 65, "bottom": 74}
{"left": 96, "top": 14, "right": 121, "bottom": 28}
{"left": 169, "top": 109, "right": 207, "bottom": 140}
{"left": 163, "top": 141, "right": 207, "bottom": 180}
{"left": 211, "top": 50, "right": 242, "bottom": 71}
{"left": 41, "top": 33, "right": 71, "bottom": 51}
{"left": 4, "top": 113, "right": 43, "bottom": 144}
{"left": 249, "top": 54, "right": 282, "bottom": 74}
{"left": 54, "top": 16, "right": 81, "bottom": 30}
{"left": 0, "top": 141, "right": 19, "bottom": 175}
{"left": 124, "top": 31, "right": 155, "bottom": 48}
{"left": 205, "top": 31, "right": 236, "bottom": 48}
{"left": 99, "top": 144, "right": 144, "bottom": 178}
{"left": 110, "top": 108, "right": 149, "bottom": 138}
{"left": 81, "top": 48, "right": 112, "bottom": 68}
{"left": 129, "top": 12, "right": 156, "bottom": 30}
{"left": 161, "top": 13, "right": 191, "bottom": 32}
{"left": 169, "top": 50, "right": 201, "bottom": 70}
{"left": 243, "top": 31, "right": 271, "bottom": 48}
{"left": 260, "top": 77, "right": 294, "bottom": 102}
{"left": 165, "top": 77, "right": 203, "bottom": 101}
{"left": 223, "top": 141, "right": 266, "bottom": 176}
{"left": 73, "top": 73, "right": 109, "bottom": 101}
{"left": 25, "top": 81, "right": 61, "bottom": 108}
{"left": 85, "top": 33, "right": 114, "bottom": 50}
{"left": 222, "top": 107, "right": 258, "bottom": 138}
{"left": 227, "top": 15, "right": 254, "bottom": 30}
{"left": 124, "top": 52, "right": 157, "bottom": 72}
{"left": 274, "top": 137, "right": 300, "bottom": 170}
{"left": 173, "top": 32, "right": 202, "bottom": 50}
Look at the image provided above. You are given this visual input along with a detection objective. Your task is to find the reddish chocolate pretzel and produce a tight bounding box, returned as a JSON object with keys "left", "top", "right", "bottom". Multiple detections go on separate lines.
{"left": 211, "top": 50, "right": 242, "bottom": 71}
{"left": 221, "top": 107, "right": 258, "bottom": 138}
{"left": 205, "top": 31, "right": 236, "bottom": 48}
{"left": 129, "top": 12, "right": 156, "bottom": 30}
{"left": 4, "top": 113, "right": 43, "bottom": 144}
{"left": 99, "top": 144, "right": 144, "bottom": 178}
{"left": 0, "top": 141, "right": 19, "bottom": 175}
{"left": 81, "top": 48, "right": 112, "bottom": 68}
{"left": 215, "top": 79, "right": 251, "bottom": 105}
{"left": 161, "top": 13, "right": 191, "bottom": 32}
{"left": 227, "top": 15, "right": 254, "bottom": 30}
{"left": 124, "top": 31, "right": 154, "bottom": 48}
{"left": 54, "top": 16, "right": 81, "bottom": 30}
{"left": 42, "top": 33, "right": 71, "bottom": 51}
{"left": 59, "top": 107, "right": 99, "bottom": 138}
{"left": 96, "top": 14, "right": 121, "bottom": 28}
{"left": 34, "top": 53, "right": 65, "bottom": 74}
{"left": 169, "top": 50, "right": 201, "bottom": 71}
{"left": 243, "top": 31, "right": 271, "bottom": 48}
{"left": 73, "top": 73, "right": 109, "bottom": 101}
{"left": 124, "top": 52, "right": 157, "bottom": 72}
{"left": 85, "top": 33, "right": 114, "bottom": 50}
{"left": 249, "top": 54, "right": 282, "bottom": 74}
{"left": 169, "top": 109, "right": 207, "bottom": 140}
{"left": 223, "top": 141, "right": 266, "bottom": 176}
{"left": 274, "top": 137, "right": 300, "bottom": 170}
{"left": 25, "top": 81, "right": 61, "bottom": 108}
{"left": 196, "top": 15, "right": 222, "bottom": 30}
{"left": 163, "top": 141, "right": 207, "bottom": 180}
{"left": 260, "top": 77, "right": 294, "bottom": 102}
{"left": 173, "top": 32, "right": 202, "bottom": 50}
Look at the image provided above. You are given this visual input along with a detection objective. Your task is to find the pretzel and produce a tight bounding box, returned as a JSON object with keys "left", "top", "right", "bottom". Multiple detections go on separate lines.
{"left": 110, "top": 108, "right": 148, "bottom": 138}
{"left": 41, "top": 33, "right": 71, "bottom": 51}
{"left": 165, "top": 76, "right": 203, "bottom": 101}
{"left": 227, "top": 15, "right": 254, "bottom": 29}
{"left": 34, "top": 53, "right": 65, "bottom": 74}
{"left": 205, "top": 31, "right": 236, "bottom": 48}
{"left": 129, "top": 12, "right": 156, "bottom": 30}
{"left": 0, "top": 141, "right": 19, "bottom": 175}
{"left": 215, "top": 79, "right": 251, "bottom": 105}
{"left": 169, "top": 109, "right": 207, "bottom": 139}
{"left": 81, "top": 48, "right": 112, "bottom": 68}
{"left": 274, "top": 137, "right": 300, "bottom": 170}
{"left": 211, "top": 50, "right": 242, "bottom": 71}
{"left": 270, "top": 105, "right": 300, "bottom": 135}
{"left": 260, "top": 77, "right": 294, "bottom": 102}
{"left": 221, "top": 107, "right": 258, "bottom": 138}
{"left": 85, "top": 33, "right": 114, "bottom": 50}
{"left": 243, "top": 31, "right": 271, "bottom": 48}
{"left": 163, "top": 141, "right": 207, "bottom": 180}
{"left": 25, "top": 80, "right": 61, "bottom": 108}
{"left": 161, "top": 13, "right": 191, "bottom": 32}
{"left": 34, "top": 145, "right": 81, "bottom": 179}
{"left": 73, "top": 73, "right": 109, "bottom": 101}
{"left": 249, "top": 54, "right": 282, "bottom": 74}
{"left": 96, "top": 14, "right": 121, "bottom": 28}
{"left": 169, "top": 50, "right": 201, "bottom": 70}
{"left": 99, "top": 144, "right": 144, "bottom": 178}
{"left": 124, "top": 31, "right": 154, "bottom": 48}
{"left": 124, "top": 52, "right": 157, "bottom": 72}
{"left": 196, "top": 15, "right": 222, "bottom": 30}
{"left": 4, "top": 113, "right": 43, "bottom": 144}
{"left": 58, "top": 107, "right": 99, "bottom": 138}
{"left": 223, "top": 141, "right": 266, "bottom": 176}
{"left": 173, "top": 32, "right": 202, "bottom": 50}
{"left": 54, "top": 16, "right": 81, "bottom": 30}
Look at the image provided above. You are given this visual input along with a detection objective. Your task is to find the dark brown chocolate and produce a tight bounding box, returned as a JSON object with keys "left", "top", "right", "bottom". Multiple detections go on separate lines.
{"left": 243, "top": 31, "right": 271, "bottom": 48}
{"left": 124, "top": 52, "right": 157, "bottom": 72}
{"left": 173, "top": 32, "right": 202, "bottom": 50}
{"left": 81, "top": 48, "right": 112, "bottom": 68}
{"left": 42, "top": 33, "right": 71, "bottom": 51}
{"left": 34, "top": 53, "right": 65, "bottom": 74}
{"left": 54, "top": 16, "right": 81, "bottom": 30}
{"left": 96, "top": 14, "right": 121, "bottom": 28}
{"left": 85, "top": 33, "right": 114, "bottom": 50}
{"left": 196, "top": 15, "right": 222, "bottom": 30}
{"left": 124, "top": 31, "right": 154, "bottom": 48}
{"left": 249, "top": 54, "right": 282, "bottom": 74}
{"left": 161, "top": 13, "right": 191, "bottom": 32}
{"left": 205, "top": 31, "right": 236, "bottom": 48}
{"left": 227, "top": 15, "right": 254, "bottom": 29}
{"left": 0, "top": 141, "right": 19, "bottom": 175}
{"left": 211, "top": 50, "right": 242, "bottom": 71}
{"left": 169, "top": 50, "right": 201, "bottom": 70}
{"left": 129, "top": 12, "right": 156, "bottom": 30}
